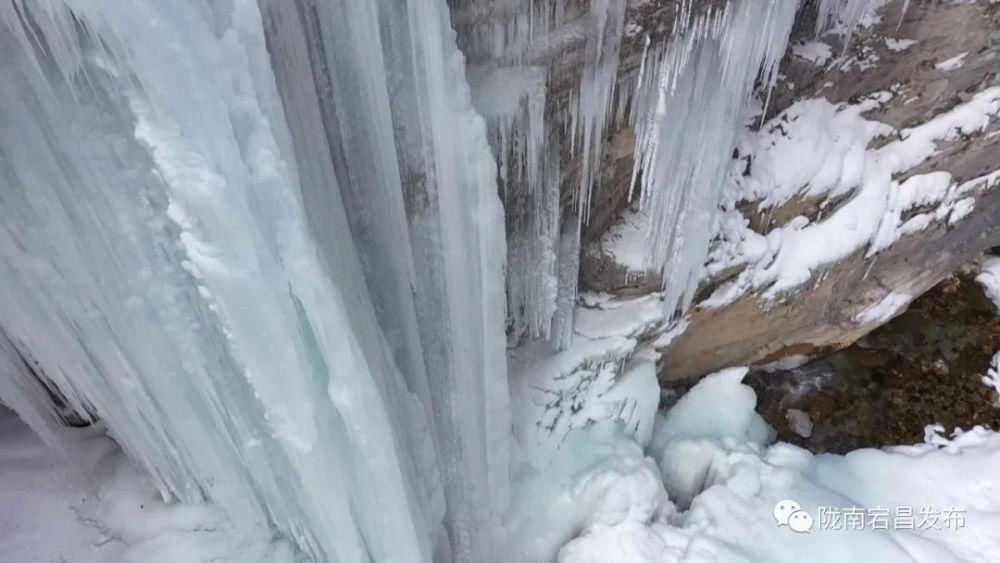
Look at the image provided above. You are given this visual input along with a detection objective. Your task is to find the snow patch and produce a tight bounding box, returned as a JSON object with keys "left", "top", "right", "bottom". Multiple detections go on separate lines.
{"left": 885, "top": 38, "right": 917, "bottom": 52}
{"left": 935, "top": 52, "right": 968, "bottom": 71}
{"left": 705, "top": 87, "right": 1000, "bottom": 307}
{"left": 854, "top": 291, "right": 912, "bottom": 325}
{"left": 977, "top": 257, "right": 1000, "bottom": 311}
{"left": 792, "top": 41, "right": 833, "bottom": 65}
{"left": 0, "top": 410, "right": 295, "bottom": 563}
{"left": 786, "top": 408, "right": 814, "bottom": 438}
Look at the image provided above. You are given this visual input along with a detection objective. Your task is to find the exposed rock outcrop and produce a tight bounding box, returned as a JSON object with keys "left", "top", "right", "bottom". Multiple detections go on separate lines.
{"left": 743, "top": 266, "right": 1000, "bottom": 453}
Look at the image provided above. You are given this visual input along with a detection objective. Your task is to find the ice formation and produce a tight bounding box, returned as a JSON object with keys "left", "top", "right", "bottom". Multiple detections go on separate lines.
{"left": 0, "top": 0, "right": 507, "bottom": 560}
{"left": 548, "top": 369, "right": 1000, "bottom": 563}
{"left": 815, "top": 0, "right": 875, "bottom": 46}
{"left": 7, "top": 0, "right": 978, "bottom": 562}
{"left": 630, "top": 0, "right": 797, "bottom": 315}
{"left": 455, "top": 0, "right": 627, "bottom": 347}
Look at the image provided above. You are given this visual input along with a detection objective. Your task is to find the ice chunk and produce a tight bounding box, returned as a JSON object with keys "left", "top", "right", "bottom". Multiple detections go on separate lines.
{"left": 785, "top": 409, "right": 814, "bottom": 438}
{"left": 792, "top": 41, "right": 833, "bottom": 65}
{"left": 935, "top": 52, "right": 968, "bottom": 71}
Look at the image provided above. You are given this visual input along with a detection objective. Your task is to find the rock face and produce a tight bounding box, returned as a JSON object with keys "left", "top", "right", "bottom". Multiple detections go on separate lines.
{"left": 460, "top": 0, "right": 1000, "bottom": 394}
{"left": 744, "top": 268, "right": 1000, "bottom": 454}
{"left": 646, "top": 0, "right": 1000, "bottom": 381}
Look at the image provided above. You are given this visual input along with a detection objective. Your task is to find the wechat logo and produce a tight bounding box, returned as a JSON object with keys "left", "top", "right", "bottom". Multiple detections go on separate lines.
{"left": 774, "top": 500, "right": 813, "bottom": 533}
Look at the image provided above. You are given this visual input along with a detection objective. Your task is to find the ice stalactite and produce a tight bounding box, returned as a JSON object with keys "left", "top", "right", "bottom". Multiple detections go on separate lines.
{"left": 455, "top": 0, "right": 569, "bottom": 344}
{"left": 574, "top": 0, "right": 626, "bottom": 225}
{"left": 468, "top": 62, "right": 559, "bottom": 342}
{"left": 815, "top": 0, "right": 878, "bottom": 47}
{"left": 0, "top": 0, "right": 509, "bottom": 561}
{"left": 452, "top": 0, "right": 625, "bottom": 347}
{"left": 558, "top": 0, "right": 627, "bottom": 350}
{"left": 630, "top": 0, "right": 797, "bottom": 316}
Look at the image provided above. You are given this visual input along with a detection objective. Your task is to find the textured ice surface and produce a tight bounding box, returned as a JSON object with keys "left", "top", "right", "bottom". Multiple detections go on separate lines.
{"left": 0, "top": 0, "right": 509, "bottom": 560}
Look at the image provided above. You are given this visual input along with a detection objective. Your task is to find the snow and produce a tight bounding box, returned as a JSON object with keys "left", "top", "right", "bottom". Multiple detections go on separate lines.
{"left": 792, "top": 41, "right": 833, "bottom": 65}
{"left": 596, "top": 208, "right": 654, "bottom": 274}
{"left": 737, "top": 96, "right": 890, "bottom": 208}
{"left": 935, "top": 52, "right": 968, "bottom": 71}
{"left": 574, "top": 293, "right": 666, "bottom": 340}
{"left": 511, "top": 294, "right": 666, "bottom": 466}
{"left": 509, "top": 422, "right": 673, "bottom": 563}
{"left": 983, "top": 351, "right": 1000, "bottom": 405}
{"left": 853, "top": 291, "right": 913, "bottom": 325}
{"left": 705, "top": 86, "right": 1000, "bottom": 307}
{"left": 0, "top": 408, "right": 295, "bottom": 563}
{"left": 545, "top": 367, "right": 1000, "bottom": 563}
{"left": 652, "top": 319, "right": 690, "bottom": 349}
{"left": 654, "top": 368, "right": 771, "bottom": 445}
{"left": 885, "top": 38, "right": 918, "bottom": 52}
{"left": 976, "top": 257, "right": 1000, "bottom": 311}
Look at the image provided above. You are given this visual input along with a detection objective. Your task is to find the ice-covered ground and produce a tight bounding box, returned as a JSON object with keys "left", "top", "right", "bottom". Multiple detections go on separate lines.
{"left": 11, "top": 361, "right": 1000, "bottom": 563}
{"left": 535, "top": 369, "right": 1000, "bottom": 563}
{"left": 0, "top": 407, "right": 294, "bottom": 563}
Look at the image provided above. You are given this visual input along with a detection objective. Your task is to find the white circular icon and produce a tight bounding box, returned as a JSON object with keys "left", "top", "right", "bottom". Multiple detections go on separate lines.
{"left": 788, "top": 510, "right": 814, "bottom": 533}
{"left": 773, "top": 499, "right": 802, "bottom": 526}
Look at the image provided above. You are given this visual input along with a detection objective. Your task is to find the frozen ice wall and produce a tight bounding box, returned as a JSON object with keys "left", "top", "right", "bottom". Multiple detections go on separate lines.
{"left": 256, "top": 0, "right": 510, "bottom": 559}
{"left": 0, "top": 0, "right": 508, "bottom": 561}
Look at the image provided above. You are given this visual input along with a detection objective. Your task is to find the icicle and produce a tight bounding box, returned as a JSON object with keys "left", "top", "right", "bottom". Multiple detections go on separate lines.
{"left": 550, "top": 217, "right": 582, "bottom": 351}
{"left": 456, "top": 0, "right": 628, "bottom": 347}
{"left": 630, "top": 0, "right": 797, "bottom": 316}
{"left": 815, "top": 0, "right": 876, "bottom": 50}
{"left": 575, "top": 0, "right": 626, "bottom": 224}
{"left": 457, "top": 0, "right": 575, "bottom": 343}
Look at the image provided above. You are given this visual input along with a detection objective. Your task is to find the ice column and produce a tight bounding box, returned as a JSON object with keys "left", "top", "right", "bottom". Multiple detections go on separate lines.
{"left": 257, "top": 0, "right": 510, "bottom": 561}
{"left": 0, "top": 0, "right": 511, "bottom": 561}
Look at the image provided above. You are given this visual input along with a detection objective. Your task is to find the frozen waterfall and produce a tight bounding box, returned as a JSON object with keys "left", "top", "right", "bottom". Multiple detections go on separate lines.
{"left": 0, "top": 0, "right": 505, "bottom": 561}
{"left": 0, "top": 0, "right": 815, "bottom": 561}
